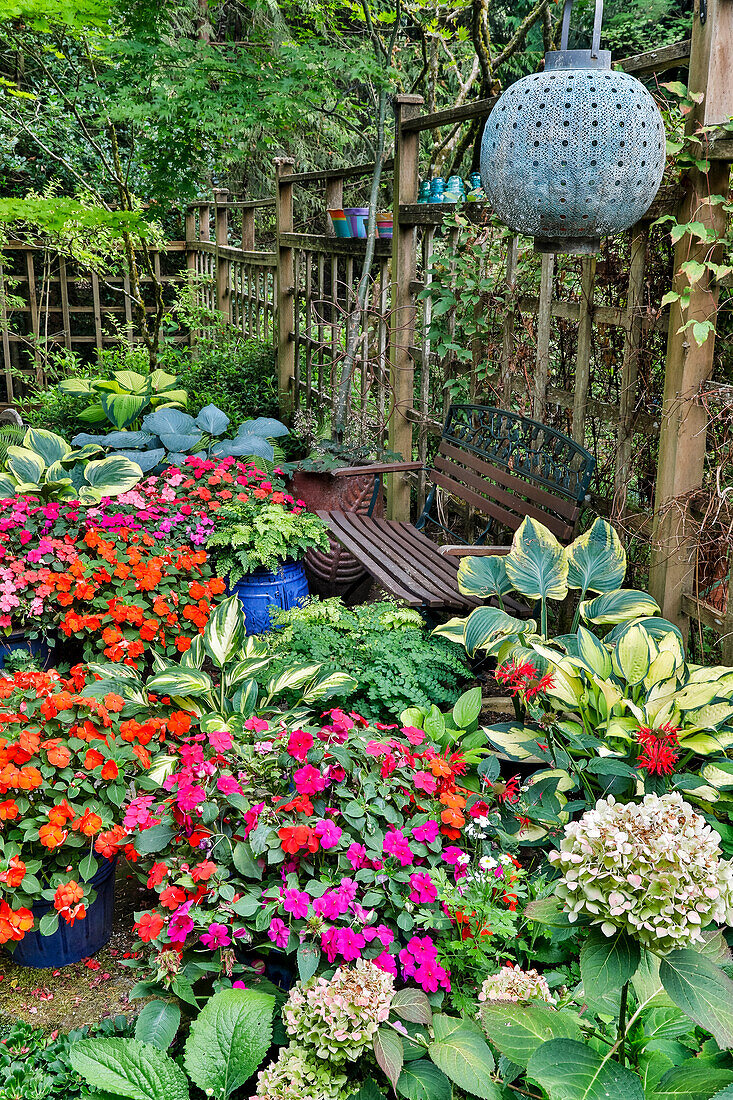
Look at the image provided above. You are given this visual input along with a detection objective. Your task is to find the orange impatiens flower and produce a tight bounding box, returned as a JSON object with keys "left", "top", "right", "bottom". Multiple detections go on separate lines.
{"left": 0, "top": 856, "right": 26, "bottom": 888}
{"left": 42, "top": 738, "right": 71, "bottom": 768}
{"left": 103, "top": 693, "right": 125, "bottom": 713}
{"left": 73, "top": 809, "right": 103, "bottom": 836}
{"left": 95, "top": 824, "right": 126, "bottom": 859}
{"left": 0, "top": 799, "right": 19, "bottom": 820}
{"left": 0, "top": 900, "right": 33, "bottom": 943}
{"left": 135, "top": 911, "right": 165, "bottom": 942}
{"left": 53, "top": 880, "right": 86, "bottom": 925}
{"left": 84, "top": 748, "right": 105, "bottom": 771}
{"left": 101, "top": 759, "right": 119, "bottom": 781}
{"left": 38, "top": 822, "right": 68, "bottom": 849}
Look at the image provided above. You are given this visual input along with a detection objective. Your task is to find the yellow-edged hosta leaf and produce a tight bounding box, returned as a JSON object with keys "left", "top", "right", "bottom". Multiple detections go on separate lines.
{"left": 702, "top": 761, "right": 733, "bottom": 789}
{"left": 432, "top": 616, "right": 468, "bottom": 645}
{"left": 457, "top": 554, "right": 513, "bottom": 599}
{"left": 677, "top": 729, "right": 733, "bottom": 753}
{"left": 580, "top": 589, "right": 660, "bottom": 626}
{"left": 686, "top": 702, "right": 733, "bottom": 729}
{"left": 566, "top": 517, "right": 627, "bottom": 595}
{"left": 576, "top": 626, "right": 612, "bottom": 678}
{"left": 644, "top": 650, "right": 677, "bottom": 689}
{"left": 674, "top": 681, "right": 722, "bottom": 711}
{"left": 505, "top": 517, "right": 568, "bottom": 602}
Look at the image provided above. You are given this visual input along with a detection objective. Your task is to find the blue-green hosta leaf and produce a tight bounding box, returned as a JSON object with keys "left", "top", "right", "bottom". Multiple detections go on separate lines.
{"left": 505, "top": 517, "right": 568, "bottom": 602}
{"left": 100, "top": 392, "right": 149, "bottom": 429}
{"left": 216, "top": 435, "right": 275, "bottom": 461}
{"left": 184, "top": 988, "right": 274, "bottom": 1099}
{"left": 396, "top": 1058, "right": 451, "bottom": 1100}
{"left": 428, "top": 1014, "right": 499, "bottom": 1099}
{"left": 113, "top": 449, "right": 166, "bottom": 473}
{"left": 238, "top": 416, "right": 289, "bottom": 438}
{"left": 527, "top": 1038, "right": 644, "bottom": 1100}
{"left": 204, "top": 596, "right": 245, "bottom": 669}
{"left": 660, "top": 949, "right": 733, "bottom": 1049}
{"left": 69, "top": 1037, "right": 188, "bottom": 1100}
{"left": 580, "top": 928, "right": 640, "bottom": 1001}
{"left": 566, "top": 517, "right": 627, "bottom": 595}
{"left": 457, "top": 554, "right": 513, "bottom": 598}
{"left": 142, "top": 407, "right": 196, "bottom": 436}
{"left": 72, "top": 430, "right": 154, "bottom": 450}
{"left": 83, "top": 455, "right": 143, "bottom": 497}
{"left": 134, "top": 1000, "right": 180, "bottom": 1050}
{"left": 6, "top": 445, "right": 44, "bottom": 485}
{"left": 23, "top": 428, "right": 71, "bottom": 466}
{"left": 0, "top": 471, "right": 18, "bottom": 495}
{"left": 158, "top": 430, "right": 203, "bottom": 452}
{"left": 580, "top": 588, "right": 660, "bottom": 626}
{"left": 464, "top": 605, "right": 535, "bottom": 656}
{"left": 195, "top": 404, "right": 230, "bottom": 435}
{"left": 480, "top": 1003, "right": 582, "bottom": 1068}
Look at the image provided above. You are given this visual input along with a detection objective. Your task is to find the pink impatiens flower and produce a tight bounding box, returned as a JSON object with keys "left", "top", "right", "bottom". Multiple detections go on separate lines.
{"left": 412, "top": 820, "right": 440, "bottom": 844}
{"left": 346, "top": 842, "right": 367, "bottom": 869}
{"left": 281, "top": 888, "right": 310, "bottom": 919}
{"left": 413, "top": 770, "right": 437, "bottom": 795}
{"left": 287, "top": 728, "right": 313, "bottom": 762}
{"left": 293, "top": 764, "right": 327, "bottom": 795}
{"left": 409, "top": 871, "right": 437, "bottom": 904}
{"left": 314, "top": 819, "right": 342, "bottom": 849}
{"left": 208, "top": 729, "right": 232, "bottom": 752}
{"left": 200, "top": 923, "right": 231, "bottom": 949}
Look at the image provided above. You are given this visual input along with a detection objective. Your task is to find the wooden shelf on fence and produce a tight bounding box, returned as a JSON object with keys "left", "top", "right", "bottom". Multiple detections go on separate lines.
{"left": 278, "top": 233, "right": 393, "bottom": 257}
{"left": 681, "top": 592, "right": 732, "bottom": 631}
{"left": 189, "top": 241, "right": 277, "bottom": 265}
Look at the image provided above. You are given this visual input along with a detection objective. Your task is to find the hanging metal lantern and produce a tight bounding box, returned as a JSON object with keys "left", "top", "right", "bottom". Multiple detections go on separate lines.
{"left": 480, "top": 0, "right": 666, "bottom": 253}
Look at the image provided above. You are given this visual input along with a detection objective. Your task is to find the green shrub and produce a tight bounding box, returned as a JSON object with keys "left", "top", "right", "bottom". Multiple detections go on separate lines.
{"left": 177, "top": 332, "right": 278, "bottom": 423}
{"left": 264, "top": 598, "right": 472, "bottom": 720}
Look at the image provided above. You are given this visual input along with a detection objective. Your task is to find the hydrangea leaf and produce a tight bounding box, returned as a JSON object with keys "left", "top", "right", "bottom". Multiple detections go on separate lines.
{"left": 184, "top": 988, "right": 274, "bottom": 1099}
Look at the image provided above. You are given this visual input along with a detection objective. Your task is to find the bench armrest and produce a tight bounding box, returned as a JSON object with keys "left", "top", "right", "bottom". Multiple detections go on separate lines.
{"left": 439, "top": 544, "right": 511, "bottom": 557}
{"left": 331, "top": 461, "right": 424, "bottom": 477}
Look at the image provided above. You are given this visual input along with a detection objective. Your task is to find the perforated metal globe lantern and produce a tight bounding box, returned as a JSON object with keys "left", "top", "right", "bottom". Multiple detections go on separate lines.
{"left": 480, "top": 0, "right": 666, "bottom": 253}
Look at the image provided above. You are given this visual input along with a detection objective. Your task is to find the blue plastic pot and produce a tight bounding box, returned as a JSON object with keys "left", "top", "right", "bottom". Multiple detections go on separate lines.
{"left": 231, "top": 560, "right": 309, "bottom": 634}
{"left": 0, "top": 632, "right": 50, "bottom": 670}
{"left": 10, "top": 857, "right": 116, "bottom": 969}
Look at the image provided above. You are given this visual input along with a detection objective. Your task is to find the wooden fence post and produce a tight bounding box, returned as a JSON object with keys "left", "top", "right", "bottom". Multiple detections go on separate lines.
{"left": 242, "top": 208, "right": 255, "bottom": 251}
{"left": 324, "top": 178, "right": 343, "bottom": 237}
{"left": 185, "top": 207, "right": 196, "bottom": 276}
{"left": 649, "top": 0, "right": 733, "bottom": 631}
{"left": 213, "top": 188, "right": 230, "bottom": 322}
{"left": 276, "top": 158, "right": 296, "bottom": 421}
{"left": 388, "top": 93, "right": 424, "bottom": 521}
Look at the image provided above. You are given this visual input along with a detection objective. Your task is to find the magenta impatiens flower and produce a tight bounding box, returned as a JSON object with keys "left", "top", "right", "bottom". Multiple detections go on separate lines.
{"left": 346, "top": 842, "right": 367, "bottom": 869}
{"left": 383, "top": 827, "right": 414, "bottom": 867}
{"left": 282, "top": 888, "right": 310, "bottom": 920}
{"left": 287, "top": 728, "right": 314, "bottom": 762}
{"left": 268, "top": 918, "right": 289, "bottom": 949}
{"left": 208, "top": 728, "right": 232, "bottom": 752}
{"left": 413, "top": 770, "right": 437, "bottom": 795}
{"left": 315, "top": 818, "right": 342, "bottom": 849}
{"left": 412, "top": 819, "right": 440, "bottom": 844}
{"left": 200, "top": 922, "right": 231, "bottom": 949}
{"left": 293, "top": 764, "right": 327, "bottom": 795}
{"left": 409, "top": 871, "right": 437, "bottom": 904}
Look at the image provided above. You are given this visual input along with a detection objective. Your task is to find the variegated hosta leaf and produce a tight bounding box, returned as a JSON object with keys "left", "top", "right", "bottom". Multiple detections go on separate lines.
{"left": 180, "top": 635, "right": 205, "bottom": 669}
{"left": 147, "top": 667, "right": 214, "bottom": 697}
{"left": 702, "top": 761, "right": 733, "bottom": 789}
{"left": 432, "top": 616, "right": 469, "bottom": 645}
{"left": 644, "top": 649, "right": 677, "bottom": 689}
{"left": 576, "top": 626, "right": 612, "bottom": 679}
{"left": 483, "top": 723, "right": 541, "bottom": 760}
{"left": 266, "top": 664, "right": 322, "bottom": 697}
{"left": 204, "top": 596, "right": 245, "bottom": 669}
{"left": 677, "top": 729, "right": 733, "bottom": 753}
{"left": 463, "top": 606, "right": 535, "bottom": 657}
{"left": 612, "top": 623, "right": 651, "bottom": 686}
{"left": 685, "top": 701, "right": 733, "bottom": 730}
{"left": 457, "top": 554, "right": 513, "bottom": 598}
{"left": 566, "top": 517, "right": 627, "bottom": 595}
{"left": 505, "top": 517, "right": 568, "bottom": 602}
{"left": 580, "top": 588, "right": 660, "bottom": 626}
{"left": 674, "top": 681, "right": 723, "bottom": 711}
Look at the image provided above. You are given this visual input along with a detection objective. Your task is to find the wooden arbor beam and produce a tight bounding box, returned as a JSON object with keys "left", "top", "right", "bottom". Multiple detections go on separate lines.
{"left": 649, "top": 0, "right": 733, "bottom": 631}
{"left": 275, "top": 157, "right": 297, "bottom": 422}
{"left": 388, "top": 94, "right": 424, "bottom": 522}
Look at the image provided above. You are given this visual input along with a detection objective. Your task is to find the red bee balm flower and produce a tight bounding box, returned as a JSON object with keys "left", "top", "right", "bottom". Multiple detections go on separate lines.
{"left": 636, "top": 724, "right": 679, "bottom": 776}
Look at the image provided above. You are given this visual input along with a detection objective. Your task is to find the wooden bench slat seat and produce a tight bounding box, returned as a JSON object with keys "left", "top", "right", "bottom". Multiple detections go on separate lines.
{"left": 317, "top": 405, "right": 596, "bottom": 612}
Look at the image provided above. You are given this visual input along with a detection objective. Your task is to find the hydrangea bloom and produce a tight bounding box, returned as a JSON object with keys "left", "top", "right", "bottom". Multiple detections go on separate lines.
{"left": 549, "top": 792, "right": 733, "bottom": 953}
{"left": 254, "top": 1044, "right": 351, "bottom": 1100}
{"left": 478, "top": 963, "right": 554, "bottom": 1004}
{"left": 283, "top": 959, "right": 395, "bottom": 1063}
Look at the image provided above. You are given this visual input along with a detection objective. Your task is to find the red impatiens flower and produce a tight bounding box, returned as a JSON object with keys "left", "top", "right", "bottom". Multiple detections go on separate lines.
{"left": 135, "top": 911, "right": 165, "bottom": 942}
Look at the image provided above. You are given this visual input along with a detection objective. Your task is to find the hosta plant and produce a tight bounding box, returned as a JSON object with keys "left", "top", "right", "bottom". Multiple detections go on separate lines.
{"left": 58, "top": 367, "right": 187, "bottom": 430}
{"left": 436, "top": 516, "right": 661, "bottom": 657}
{"left": 74, "top": 405, "right": 289, "bottom": 474}
{"left": 70, "top": 987, "right": 274, "bottom": 1100}
{"left": 481, "top": 617, "right": 733, "bottom": 841}
{"left": 0, "top": 427, "right": 143, "bottom": 503}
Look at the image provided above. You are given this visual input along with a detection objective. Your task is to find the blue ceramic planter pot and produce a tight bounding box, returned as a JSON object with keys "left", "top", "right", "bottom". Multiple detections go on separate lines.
{"left": 10, "top": 857, "right": 116, "bottom": 969}
{"left": 0, "top": 632, "right": 50, "bottom": 670}
{"left": 231, "top": 560, "right": 309, "bottom": 634}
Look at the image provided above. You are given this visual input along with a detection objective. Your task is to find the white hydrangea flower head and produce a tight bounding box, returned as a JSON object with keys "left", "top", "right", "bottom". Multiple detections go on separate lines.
{"left": 478, "top": 963, "right": 554, "bottom": 1004}
{"left": 253, "top": 1044, "right": 351, "bottom": 1100}
{"left": 549, "top": 792, "right": 733, "bottom": 953}
{"left": 283, "top": 958, "right": 395, "bottom": 1063}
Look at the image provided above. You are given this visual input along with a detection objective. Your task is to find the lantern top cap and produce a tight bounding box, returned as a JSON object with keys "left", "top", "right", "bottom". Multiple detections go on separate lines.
{"left": 545, "top": 0, "right": 612, "bottom": 70}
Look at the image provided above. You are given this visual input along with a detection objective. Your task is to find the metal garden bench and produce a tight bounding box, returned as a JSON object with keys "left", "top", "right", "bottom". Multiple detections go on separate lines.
{"left": 317, "top": 405, "right": 595, "bottom": 611}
